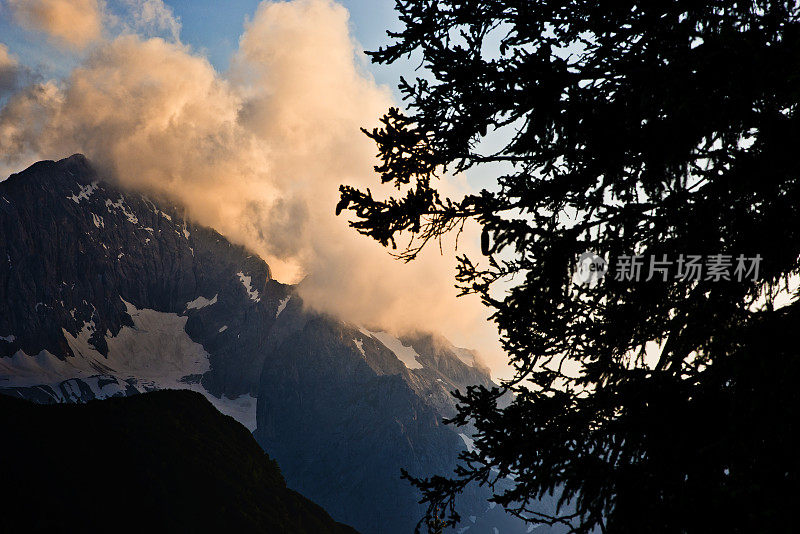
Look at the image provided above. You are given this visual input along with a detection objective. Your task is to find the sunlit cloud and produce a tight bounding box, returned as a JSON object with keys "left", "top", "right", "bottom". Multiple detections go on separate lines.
{"left": 6, "top": 0, "right": 105, "bottom": 49}
{"left": 0, "top": 0, "right": 507, "bottom": 377}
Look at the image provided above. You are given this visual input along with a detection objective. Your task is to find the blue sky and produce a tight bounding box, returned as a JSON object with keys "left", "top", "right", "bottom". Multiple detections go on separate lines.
{"left": 170, "top": 0, "right": 403, "bottom": 77}
{"left": 169, "top": 0, "right": 417, "bottom": 104}
{"left": 0, "top": 0, "right": 411, "bottom": 100}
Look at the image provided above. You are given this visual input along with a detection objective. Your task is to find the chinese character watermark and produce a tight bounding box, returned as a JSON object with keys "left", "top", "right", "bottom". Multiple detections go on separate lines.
{"left": 574, "top": 252, "right": 762, "bottom": 286}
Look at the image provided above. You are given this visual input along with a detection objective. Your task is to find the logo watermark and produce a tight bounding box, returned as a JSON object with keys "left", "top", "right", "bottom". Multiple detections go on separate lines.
{"left": 574, "top": 252, "right": 762, "bottom": 286}
{"left": 575, "top": 251, "right": 608, "bottom": 285}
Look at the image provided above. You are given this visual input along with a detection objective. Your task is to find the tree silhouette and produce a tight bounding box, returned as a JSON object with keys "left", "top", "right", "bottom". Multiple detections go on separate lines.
{"left": 338, "top": 1, "right": 800, "bottom": 532}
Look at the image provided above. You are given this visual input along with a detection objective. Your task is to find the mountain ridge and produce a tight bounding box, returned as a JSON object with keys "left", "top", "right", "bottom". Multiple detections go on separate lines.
{"left": 0, "top": 154, "right": 554, "bottom": 534}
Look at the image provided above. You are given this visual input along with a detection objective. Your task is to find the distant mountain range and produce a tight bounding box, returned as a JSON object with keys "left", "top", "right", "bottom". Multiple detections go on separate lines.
{"left": 0, "top": 155, "right": 558, "bottom": 533}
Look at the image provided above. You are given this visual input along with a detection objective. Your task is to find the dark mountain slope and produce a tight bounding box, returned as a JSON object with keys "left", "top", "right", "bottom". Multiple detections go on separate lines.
{"left": 255, "top": 299, "right": 555, "bottom": 533}
{"left": 256, "top": 312, "right": 464, "bottom": 532}
{"left": 0, "top": 155, "right": 554, "bottom": 533}
{"left": 0, "top": 389, "right": 358, "bottom": 533}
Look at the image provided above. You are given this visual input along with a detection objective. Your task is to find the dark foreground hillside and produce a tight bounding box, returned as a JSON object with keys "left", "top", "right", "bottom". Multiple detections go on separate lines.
{"left": 0, "top": 390, "right": 358, "bottom": 534}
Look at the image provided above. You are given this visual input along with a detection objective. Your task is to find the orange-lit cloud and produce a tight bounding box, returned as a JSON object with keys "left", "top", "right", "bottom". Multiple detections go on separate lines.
{"left": 0, "top": 0, "right": 507, "bottom": 377}
{"left": 6, "top": 0, "right": 105, "bottom": 49}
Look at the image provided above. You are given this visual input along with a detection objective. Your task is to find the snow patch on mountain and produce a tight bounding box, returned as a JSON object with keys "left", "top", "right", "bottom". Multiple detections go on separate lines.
{"left": 102, "top": 299, "right": 210, "bottom": 382}
{"left": 276, "top": 296, "right": 290, "bottom": 317}
{"left": 453, "top": 347, "right": 476, "bottom": 367}
{"left": 369, "top": 331, "right": 424, "bottom": 370}
{"left": 459, "top": 433, "right": 477, "bottom": 453}
{"left": 0, "top": 298, "right": 257, "bottom": 430}
{"left": 0, "top": 348, "right": 99, "bottom": 387}
{"left": 186, "top": 294, "right": 218, "bottom": 310}
{"left": 237, "top": 272, "right": 261, "bottom": 302}
{"left": 83, "top": 375, "right": 133, "bottom": 399}
{"left": 105, "top": 197, "right": 138, "bottom": 224}
{"left": 190, "top": 392, "right": 257, "bottom": 431}
{"left": 357, "top": 325, "right": 372, "bottom": 337}
{"left": 0, "top": 334, "right": 14, "bottom": 343}
{"left": 67, "top": 182, "right": 98, "bottom": 204}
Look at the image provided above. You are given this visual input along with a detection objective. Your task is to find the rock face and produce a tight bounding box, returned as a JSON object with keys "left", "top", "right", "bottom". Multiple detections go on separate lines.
{"left": 0, "top": 155, "right": 285, "bottom": 401}
{"left": 0, "top": 155, "right": 553, "bottom": 533}
{"left": 0, "top": 390, "right": 358, "bottom": 533}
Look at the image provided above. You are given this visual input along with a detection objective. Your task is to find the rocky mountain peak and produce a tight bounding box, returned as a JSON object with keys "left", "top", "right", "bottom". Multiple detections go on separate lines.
{"left": 0, "top": 155, "right": 548, "bottom": 534}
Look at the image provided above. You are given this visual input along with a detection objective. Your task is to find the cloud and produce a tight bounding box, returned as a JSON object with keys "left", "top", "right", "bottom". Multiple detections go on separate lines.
{"left": 0, "top": 0, "right": 507, "bottom": 377}
{"left": 0, "top": 43, "right": 21, "bottom": 95}
{"left": 6, "top": 0, "right": 105, "bottom": 50}
{"left": 0, "top": 43, "right": 39, "bottom": 100}
{"left": 118, "top": 0, "right": 181, "bottom": 41}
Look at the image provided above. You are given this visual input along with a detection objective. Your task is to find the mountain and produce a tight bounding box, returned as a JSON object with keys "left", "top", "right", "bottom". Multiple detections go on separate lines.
{"left": 0, "top": 155, "right": 558, "bottom": 533}
{"left": 0, "top": 154, "right": 285, "bottom": 416}
{"left": 0, "top": 389, "right": 357, "bottom": 533}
